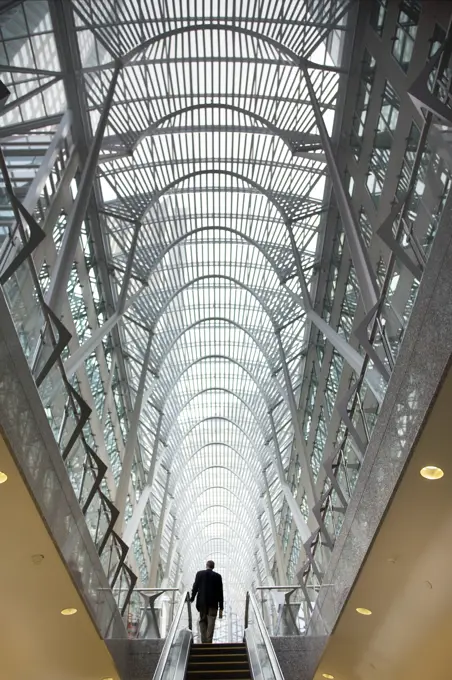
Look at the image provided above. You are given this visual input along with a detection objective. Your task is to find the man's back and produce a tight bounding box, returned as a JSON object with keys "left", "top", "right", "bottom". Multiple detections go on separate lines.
{"left": 191, "top": 561, "right": 224, "bottom": 643}
{"left": 192, "top": 568, "right": 223, "bottom": 611}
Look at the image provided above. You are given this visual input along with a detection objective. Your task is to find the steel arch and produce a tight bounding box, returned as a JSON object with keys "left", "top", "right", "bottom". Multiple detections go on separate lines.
{"left": 169, "top": 387, "right": 269, "bottom": 436}
{"left": 142, "top": 169, "right": 291, "bottom": 223}
{"left": 133, "top": 103, "right": 296, "bottom": 154}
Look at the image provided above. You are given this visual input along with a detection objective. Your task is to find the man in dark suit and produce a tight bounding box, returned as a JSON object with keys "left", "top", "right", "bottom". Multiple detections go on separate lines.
{"left": 190, "top": 560, "right": 224, "bottom": 643}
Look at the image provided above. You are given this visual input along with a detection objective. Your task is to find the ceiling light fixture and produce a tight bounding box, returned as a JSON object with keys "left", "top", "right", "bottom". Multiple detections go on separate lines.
{"left": 420, "top": 465, "right": 444, "bottom": 480}
{"left": 61, "top": 607, "right": 77, "bottom": 616}
{"left": 356, "top": 607, "right": 372, "bottom": 616}
{"left": 322, "top": 674, "right": 335, "bottom": 679}
{"left": 0, "top": 471, "right": 8, "bottom": 484}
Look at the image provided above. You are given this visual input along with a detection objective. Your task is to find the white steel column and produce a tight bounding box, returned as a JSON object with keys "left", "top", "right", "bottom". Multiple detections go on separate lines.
{"left": 254, "top": 550, "right": 273, "bottom": 629}
{"left": 263, "top": 470, "right": 285, "bottom": 584}
{"left": 301, "top": 63, "right": 379, "bottom": 314}
{"left": 63, "top": 220, "right": 142, "bottom": 378}
{"left": 45, "top": 66, "right": 120, "bottom": 316}
{"left": 274, "top": 331, "right": 317, "bottom": 510}
{"left": 146, "top": 409, "right": 164, "bottom": 491}
{"left": 162, "top": 530, "right": 178, "bottom": 586}
{"left": 286, "top": 221, "right": 365, "bottom": 376}
{"left": 63, "top": 291, "right": 142, "bottom": 378}
{"left": 24, "top": 111, "right": 73, "bottom": 214}
{"left": 101, "top": 350, "right": 118, "bottom": 428}
{"left": 122, "top": 410, "right": 164, "bottom": 546}
{"left": 258, "top": 516, "right": 276, "bottom": 589}
{"left": 173, "top": 550, "right": 182, "bottom": 589}
{"left": 257, "top": 516, "right": 282, "bottom": 625}
{"left": 115, "top": 331, "right": 153, "bottom": 530}
{"left": 148, "top": 471, "right": 172, "bottom": 587}
{"left": 168, "top": 550, "right": 182, "bottom": 624}
{"left": 268, "top": 411, "right": 313, "bottom": 545}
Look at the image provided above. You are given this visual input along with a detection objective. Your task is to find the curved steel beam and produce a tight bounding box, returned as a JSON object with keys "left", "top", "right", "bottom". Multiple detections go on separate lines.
{"left": 171, "top": 440, "right": 260, "bottom": 468}
{"left": 153, "top": 273, "right": 278, "bottom": 331}
{"left": 174, "top": 464, "right": 260, "bottom": 497}
{"left": 158, "top": 353, "right": 271, "bottom": 414}
{"left": 176, "top": 484, "right": 258, "bottom": 516}
{"left": 170, "top": 387, "right": 267, "bottom": 435}
{"left": 144, "top": 224, "right": 286, "bottom": 288}
{"left": 168, "top": 414, "right": 266, "bottom": 448}
{"left": 194, "top": 536, "right": 255, "bottom": 559}
{"left": 133, "top": 103, "right": 295, "bottom": 154}
{"left": 175, "top": 473, "right": 260, "bottom": 537}
{"left": 165, "top": 415, "right": 268, "bottom": 466}
{"left": 142, "top": 169, "right": 291, "bottom": 223}
{"left": 154, "top": 316, "right": 276, "bottom": 377}
{"left": 167, "top": 451, "right": 262, "bottom": 512}
{"left": 168, "top": 441, "right": 262, "bottom": 484}
{"left": 120, "top": 23, "right": 344, "bottom": 74}
{"left": 178, "top": 520, "right": 255, "bottom": 554}
{"left": 167, "top": 421, "right": 266, "bottom": 468}
{"left": 179, "top": 513, "right": 259, "bottom": 564}
{"left": 181, "top": 503, "right": 256, "bottom": 532}
{"left": 185, "top": 536, "right": 255, "bottom": 566}
{"left": 180, "top": 517, "right": 255, "bottom": 541}
{"left": 179, "top": 524, "right": 256, "bottom": 559}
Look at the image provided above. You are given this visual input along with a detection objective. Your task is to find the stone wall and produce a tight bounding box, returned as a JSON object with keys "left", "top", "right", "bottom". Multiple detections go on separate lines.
{"left": 271, "top": 636, "right": 328, "bottom": 680}
{"left": 106, "top": 639, "right": 166, "bottom": 680}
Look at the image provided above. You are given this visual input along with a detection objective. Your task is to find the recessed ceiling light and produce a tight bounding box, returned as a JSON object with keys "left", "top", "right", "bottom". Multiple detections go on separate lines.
{"left": 0, "top": 471, "right": 8, "bottom": 484}
{"left": 322, "top": 674, "right": 335, "bottom": 679}
{"left": 61, "top": 607, "right": 77, "bottom": 616}
{"left": 420, "top": 466, "right": 444, "bottom": 480}
{"left": 31, "top": 554, "right": 44, "bottom": 565}
{"left": 356, "top": 607, "right": 372, "bottom": 616}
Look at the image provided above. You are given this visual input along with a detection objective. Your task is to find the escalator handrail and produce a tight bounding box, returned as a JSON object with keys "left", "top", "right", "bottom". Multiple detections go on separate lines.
{"left": 152, "top": 591, "right": 192, "bottom": 680}
{"left": 245, "top": 591, "right": 285, "bottom": 680}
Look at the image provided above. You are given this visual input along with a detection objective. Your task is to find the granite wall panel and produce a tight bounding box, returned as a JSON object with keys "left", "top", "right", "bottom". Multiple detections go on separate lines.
{"left": 272, "top": 636, "right": 328, "bottom": 680}
{"left": 106, "top": 639, "right": 165, "bottom": 680}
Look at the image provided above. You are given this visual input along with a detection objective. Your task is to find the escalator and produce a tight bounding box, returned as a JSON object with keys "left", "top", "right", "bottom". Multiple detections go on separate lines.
{"left": 186, "top": 643, "right": 251, "bottom": 679}
{"left": 151, "top": 591, "right": 284, "bottom": 680}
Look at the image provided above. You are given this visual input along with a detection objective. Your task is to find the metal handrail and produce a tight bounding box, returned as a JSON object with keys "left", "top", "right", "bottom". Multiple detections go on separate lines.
{"left": 255, "top": 585, "right": 333, "bottom": 590}
{"left": 152, "top": 592, "right": 192, "bottom": 680}
{"left": 244, "top": 591, "right": 285, "bottom": 680}
{"left": 136, "top": 588, "right": 180, "bottom": 592}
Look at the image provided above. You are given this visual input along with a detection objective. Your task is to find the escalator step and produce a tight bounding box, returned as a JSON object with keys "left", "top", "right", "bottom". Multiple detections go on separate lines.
{"left": 192, "top": 644, "right": 246, "bottom": 650}
{"left": 190, "top": 649, "right": 247, "bottom": 652}
{"left": 190, "top": 645, "right": 246, "bottom": 656}
{"left": 188, "top": 662, "right": 249, "bottom": 670}
{"left": 186, "top": 672, "right": 251, "bottom": 679}
{"left": 189, "top": 654, "right": 248, "bottom": 661}
{"left": 193, "top": 644, "right": 246, "bottom": 647}
{"left": 187, "top": 641, "right": 251, "bottom": 680}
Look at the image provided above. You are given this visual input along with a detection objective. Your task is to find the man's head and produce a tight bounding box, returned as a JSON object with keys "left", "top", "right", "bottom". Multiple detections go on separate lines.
{"left": 206, "top": 560, "right": 215, "bottom": 570}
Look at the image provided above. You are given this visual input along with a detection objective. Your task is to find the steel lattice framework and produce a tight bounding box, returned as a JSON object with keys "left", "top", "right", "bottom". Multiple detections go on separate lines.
{"left": 4, "top": 0, "right": 450, "bottom": 643}
{"left": 0, "top": 0, "right": 361, "bottom": 635}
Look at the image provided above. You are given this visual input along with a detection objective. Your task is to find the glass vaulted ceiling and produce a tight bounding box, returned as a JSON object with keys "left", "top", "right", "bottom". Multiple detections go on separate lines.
{"left": 73, "top": 0, "right": 349, "bottom": 623}
{"left": 0, "top": 0, "right": 351, "bottom": 630}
